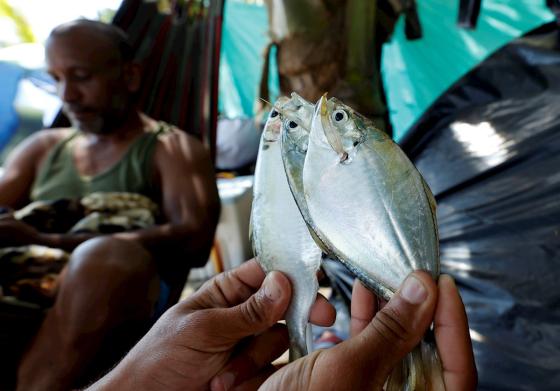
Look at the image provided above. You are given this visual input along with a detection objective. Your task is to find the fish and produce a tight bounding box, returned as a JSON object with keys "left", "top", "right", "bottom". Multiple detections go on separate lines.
{"left": 302, "top": 95, "right": 444, "bottom": 390}
{"left": 250, "top": 96, "right": 322, "bottom": 361}
{"left": 279, "top": 93, "right": 342, "bottom": 275}
{"left": 303, "top": 94, "right": 439, "bottom": 299}
{"left": 278, "top": 93, "right": 317, "bottom": 229}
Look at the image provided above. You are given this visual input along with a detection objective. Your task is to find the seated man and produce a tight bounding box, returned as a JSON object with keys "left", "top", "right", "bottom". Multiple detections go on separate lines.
{"left": 0, "top": 20, "right": 220, "bottom": 390}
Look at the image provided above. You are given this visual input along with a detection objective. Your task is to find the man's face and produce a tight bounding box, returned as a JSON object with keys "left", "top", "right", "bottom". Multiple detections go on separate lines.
{"left": 46, "top": 31, "right": 133, "bottom": 134}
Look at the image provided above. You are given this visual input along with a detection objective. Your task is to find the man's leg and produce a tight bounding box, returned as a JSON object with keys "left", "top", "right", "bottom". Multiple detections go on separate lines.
{"left": 16, "top": 237, "right": 160, "bottom": 391}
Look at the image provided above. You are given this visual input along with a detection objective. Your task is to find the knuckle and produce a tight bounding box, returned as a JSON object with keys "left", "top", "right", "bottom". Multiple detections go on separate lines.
{"left": 300, "top": 350, "right": 322, "bottom": 387}
{"left": 372, "top": 306, "right": 410, "bottom": 345}
{"left": 240, "top": 294, "right": 270, "bottom": 326}
{"left": 175, "top": 310, "right": 211, "bottom": 337}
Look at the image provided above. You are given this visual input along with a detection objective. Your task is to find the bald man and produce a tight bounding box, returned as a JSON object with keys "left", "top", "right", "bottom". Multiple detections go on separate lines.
{"left": 0, "top": 20, "right": 220, "bottom": 390}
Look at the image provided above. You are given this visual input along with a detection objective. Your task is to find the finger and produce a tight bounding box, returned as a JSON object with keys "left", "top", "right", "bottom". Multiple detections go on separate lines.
{"left": 264, "top": 272, "right": 439, "bottom": 391}
{"left": 210, "top": 324, "right": 288, "bottom": 391}
{"left": 350, "top": 279, "right": 377, "bottom": 337}
{"left": 259, "top": 350, "right": 322, "bottom": 391}
{"left": 435, "top": 275, "right": 477, "bottom": 390}
{"left": 191, "top": 271, "right": 292, "bottom": 346}
{"left": 309, "top": 293, "right": 336, "bottom": 327}
{"left": 231, "top": 365, "right": 277, "bottom": 391}
{"left": 187, "top": 259, "right": 266, "bottom": 310}
{"left": 348, "top": 271, "right": 438, "bottom": 377}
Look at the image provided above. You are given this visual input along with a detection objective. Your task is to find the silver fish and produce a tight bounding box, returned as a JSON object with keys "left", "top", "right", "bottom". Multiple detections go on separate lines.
{"left": 250, "top": 96, "right": 322, "bottom": 361}
{"left": 303, "top": 95, "right": 439, "bottom": 299}
{"left": 279, "top": 94, "right": 338, "bottom": 265}
{"left": 302, "top": 95, "right": 443, "bottom": 390}
{"left": 279, "top": 93, "right": 315, "bottom": 223}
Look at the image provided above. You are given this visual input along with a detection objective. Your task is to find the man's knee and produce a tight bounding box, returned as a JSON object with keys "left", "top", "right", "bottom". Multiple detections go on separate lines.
{"left": 54, "top": 236, "right": 159, "bottom": 326}
{"left": 69, "top": 236, "right": 155, "bottom": 280}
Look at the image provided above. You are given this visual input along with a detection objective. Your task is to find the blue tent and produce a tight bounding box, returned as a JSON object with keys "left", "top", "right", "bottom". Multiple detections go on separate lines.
{"left": 0, "top": 62, "right": 24, "bottom": 151}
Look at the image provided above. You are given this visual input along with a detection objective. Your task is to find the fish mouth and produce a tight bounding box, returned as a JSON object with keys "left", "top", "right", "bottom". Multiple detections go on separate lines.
{"left": 263, "top": 119, "right": 282, "bottom": 142}
{"left": 317, "top": 94, "right": 348, "bottom": 162}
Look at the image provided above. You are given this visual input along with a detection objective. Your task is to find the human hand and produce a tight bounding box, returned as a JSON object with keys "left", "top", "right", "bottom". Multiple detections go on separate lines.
{"left": 0, "top": 217, "right": 40, "bottom": 246}
{"left": 260, "top": 272, "right": 477, "bottom": 390}
{"left": 89, "top": 259, "right": 336, "bottom": 391}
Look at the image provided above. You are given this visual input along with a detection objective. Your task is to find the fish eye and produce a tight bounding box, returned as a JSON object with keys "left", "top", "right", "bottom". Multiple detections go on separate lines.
{"left": 287, "top": 120, "right": 298, "bottom": 129}
{"left": 270, "top": 110, "right": 279, "bottom": 118}
{"left": 332, "top": 109, "right": 348, "bottom": 123}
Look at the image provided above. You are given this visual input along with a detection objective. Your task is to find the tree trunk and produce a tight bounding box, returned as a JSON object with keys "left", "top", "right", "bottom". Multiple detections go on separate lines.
{"left": 264, "top": 0, "right": 406, "bottom": 135}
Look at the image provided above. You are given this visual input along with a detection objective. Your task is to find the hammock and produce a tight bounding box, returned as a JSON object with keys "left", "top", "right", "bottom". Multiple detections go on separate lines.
{"left": 112, "top": 0, "right": 224, "bottom": 162}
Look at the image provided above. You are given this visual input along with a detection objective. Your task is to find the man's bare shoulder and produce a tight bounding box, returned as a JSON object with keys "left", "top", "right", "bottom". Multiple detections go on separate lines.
{"left": 4, "top": 128, "right": 73, "bottom": 165}
{"left": 155, "top": 127, "right": 209, "bottom": 162}
{"left": 21, "top": 127, "right": 74, "bottom": 152}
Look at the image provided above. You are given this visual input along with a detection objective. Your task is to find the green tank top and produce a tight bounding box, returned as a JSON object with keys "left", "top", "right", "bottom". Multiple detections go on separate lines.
{"left": 31, "top": 123, "right": 172, "bottom": 202}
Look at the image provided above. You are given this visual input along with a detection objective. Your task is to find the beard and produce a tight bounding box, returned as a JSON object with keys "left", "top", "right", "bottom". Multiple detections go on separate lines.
{"left": 63, "top": 105, "right": 122, "bottom": 135}
{"left": 62, "top": 92, "right": 131, "bottom": 134}
{"left": 68, "top": 116, "right": 105, "bottom": 134}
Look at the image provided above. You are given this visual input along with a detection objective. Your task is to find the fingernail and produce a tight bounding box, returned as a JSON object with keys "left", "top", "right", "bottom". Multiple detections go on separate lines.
{"left": 215, "top": 372, "right": 235, "bottom": 391}
{"left": 400, "top": 275, "right": 427, "bottom": 304}
{"left": 263, "top": 272, "right": 282, "bottom": 301}
{"left": 439, "top": 274, "right": 455, "bottom": 286}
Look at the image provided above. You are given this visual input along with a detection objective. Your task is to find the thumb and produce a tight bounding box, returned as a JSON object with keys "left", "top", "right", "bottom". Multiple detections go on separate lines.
{"left": 205, "top": 271, "right": 292, "bottom": 345}
{"left": 357, "top": 271, "right": 438, "bottom": 373}
{"left": 260, "top": 272, "right": 438, "bottom": 391}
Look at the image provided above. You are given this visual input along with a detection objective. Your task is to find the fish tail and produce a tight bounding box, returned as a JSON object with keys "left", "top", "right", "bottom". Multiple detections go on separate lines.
{"left": 288, "top": 338, "right": 306, "bottom": 361}
{"left": 386, "top": 331, "right": 445, "bottom": 390}
{"left": 305, "top": 323, "right": 314, "bottom": 356}
{"left": 386, "top": 358, "right": 405, "bottom": 391}
{"left": 419, "top": 333, "right": 446, "bottom": 391}
{"left": 288, "top": 323, "right": 310, "bottom": 362}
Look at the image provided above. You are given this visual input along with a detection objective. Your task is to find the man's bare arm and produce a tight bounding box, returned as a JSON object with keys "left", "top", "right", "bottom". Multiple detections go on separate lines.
{"left": 0, "top": 130, "right": 64, "bottom": 209}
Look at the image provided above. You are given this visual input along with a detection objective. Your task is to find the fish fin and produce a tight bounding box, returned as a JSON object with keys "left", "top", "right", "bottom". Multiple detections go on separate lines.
{"left": 420, "top": 175, "right": 440, "bottom": 275}
{"left": 288, "top": 341, "right": 306, "bottom": 362}
{"left": 307, "top": 226, "right": 330, "bottom": 255}
{"left": 248, "top": 211, "right": 256, "bottom": 256}
{"left": 420, "top": 175, "right": 437, "bottom": 217}
{"left": 386, "top": 332, "right": 445, "bottom": 391}
{"left": 386, "top": 358, "right": 406, "bottom": 391}
{"left": 409, "top": 345, "right": 427, "bottom": 391}
{"left": 420, "top": 335, "right": 446, "bottom": 391}
{"left": 305, "top": 323, "right": 314, "bottom": 356}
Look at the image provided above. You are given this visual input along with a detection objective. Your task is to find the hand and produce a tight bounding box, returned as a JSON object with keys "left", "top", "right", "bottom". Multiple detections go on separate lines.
{"left": 260, "top": 272, "right": 477, "bottom": 390}
{"left": 89, "top": 259, "right": 336, "bottom": 391}
{"left": 0, "top": 217, "right": 40, "bottom": 246}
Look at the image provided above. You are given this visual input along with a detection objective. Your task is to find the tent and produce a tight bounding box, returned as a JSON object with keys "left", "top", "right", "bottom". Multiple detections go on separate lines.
{"left": 401, "top": 22, "right": 560, "bottom": 389}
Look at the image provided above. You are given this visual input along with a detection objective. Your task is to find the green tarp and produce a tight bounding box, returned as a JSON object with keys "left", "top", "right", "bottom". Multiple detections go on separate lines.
{"left": 382, "top": 0, "right": 553, "bottom": 140}
{"left": 218, "top": 0, "right": 552, "bottom": 140}
{"left": 218, "top": 0, "right": 278, "bottom": 119}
